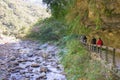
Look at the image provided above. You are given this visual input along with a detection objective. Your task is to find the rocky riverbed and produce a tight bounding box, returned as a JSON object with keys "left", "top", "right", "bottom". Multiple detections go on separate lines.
{"left": 0, "top": 35, "right": 66, "bottom": 80}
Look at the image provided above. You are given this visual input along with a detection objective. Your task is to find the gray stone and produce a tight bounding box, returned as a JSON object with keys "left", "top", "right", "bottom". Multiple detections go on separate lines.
{"left": 36, "top": 72, "right": 46, "bottom": 80}
{"left": 40, "top": 67, "right": 48, "bottom": 73}
{"left": 27, "top": 53, "right": 33, "bottom": 57}
{"left": 42, "top": 53, "right": 49, "bottom": 59}
{"left": 10, "top": 56, "right": 16, "bottom": 61}
{"left": 31, "top": 64, "right": 40, "bottom": 68}
{"left": 18, "top": 59, "right": 27, "bottom": 63}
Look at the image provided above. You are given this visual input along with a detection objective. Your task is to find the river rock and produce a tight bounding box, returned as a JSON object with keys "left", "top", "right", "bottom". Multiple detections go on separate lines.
{"left": 13, "top": 62, "right": 19, "bottom": 67}
{"left": 35, "top": 58, "right": 42, "bottom": 63}
{"left": 40, "top": 67, "right": 48, "bottom": 73}
{"left": 11, "top": 76, "right": 17, "bottom": 80}
{"left": 2, "top": 78, "right": 9, "bottom": 80}
{"left": 18, "top": 59, "right": 27, "bottom": 63}
{"left": 15, "top": 66, "right": 24, "bottom": 70}
{"left": 23, "top": 78, "right": 29, "bottom": 80}
{"left": 8, "top": 68, "right": 19, "bottom": 73}
{"left": 36, "top": 72, "right": 46, "bottom": 80}
{"left": 31, "top": 63, "right": 40, "bottom": 68}
{"left": 27, "top": 53, "right": 33, "bottom": 57}
{"left": 28, "top": 68, "right": 33, "bottom": 73}
{"left": 42, "top": 53, "right": 49, "bottom": 59}
{"left": 19, "top": 48, "right": 30, "bottom": 54}
{"left": 40, "top": 43, "right": 48, "bottom": 48}
{"left": 20, "top": 70, "right": 26, "bottom": 74}
{"left": 10, "top": 56, "right": 16, "bottom": 61}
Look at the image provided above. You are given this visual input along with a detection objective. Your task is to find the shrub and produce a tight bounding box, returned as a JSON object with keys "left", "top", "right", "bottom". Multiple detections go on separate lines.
{"left": 27, "top": 17, "right": 67, "bottom": 42}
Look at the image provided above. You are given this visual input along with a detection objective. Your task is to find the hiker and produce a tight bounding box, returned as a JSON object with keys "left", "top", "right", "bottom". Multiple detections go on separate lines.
{"left": 96, "top": 38, "right": 103, "bottom": 53}
{"left": 82, "top": 35, "right": 87, "bottom": 43}
{"left": 91, "top": 37, "right": 96, "bottom": 51}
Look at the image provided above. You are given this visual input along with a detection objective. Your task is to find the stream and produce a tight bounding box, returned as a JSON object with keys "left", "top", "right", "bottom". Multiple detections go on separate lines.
{"left": 0, "top": 35, "right": 66, "bottom": 80}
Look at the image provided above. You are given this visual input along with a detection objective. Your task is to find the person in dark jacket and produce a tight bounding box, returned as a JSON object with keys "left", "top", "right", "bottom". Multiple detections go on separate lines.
{"left": 83, "top": 35, "right": 87, "bottom": 43}
{"left": 91, "top": 37, "right": 96, "bottom": 51}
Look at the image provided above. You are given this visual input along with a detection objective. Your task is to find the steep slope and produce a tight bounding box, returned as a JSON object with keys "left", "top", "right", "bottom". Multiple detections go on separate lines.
{"left": 66, "top": 0, "right": 120, "bottom": 28}
{"left": 0, "top": 0, "right": 50, "bottom": 36}
{"left": 65, "top": 0, "right": 120, "bottom": 48}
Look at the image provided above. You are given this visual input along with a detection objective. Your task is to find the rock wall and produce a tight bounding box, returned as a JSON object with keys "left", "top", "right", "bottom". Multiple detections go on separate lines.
{"left": 66, "top": 0, "right": 120, "bottom": 48}
{"left": 67, "top": 0, "right": 120, "bottom": 28}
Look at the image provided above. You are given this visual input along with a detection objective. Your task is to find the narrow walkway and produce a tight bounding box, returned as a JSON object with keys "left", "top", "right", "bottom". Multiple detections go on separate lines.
{"left": 81, "top": 41, "right": 120, "bottom": 78}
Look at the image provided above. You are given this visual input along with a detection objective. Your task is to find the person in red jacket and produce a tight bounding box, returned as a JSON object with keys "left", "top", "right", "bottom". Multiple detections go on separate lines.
{"left": 96, "top": 38, "right": 103, "bottom": 46}
{"left": 96, "top": 38, "right": 103, "bottom": 53}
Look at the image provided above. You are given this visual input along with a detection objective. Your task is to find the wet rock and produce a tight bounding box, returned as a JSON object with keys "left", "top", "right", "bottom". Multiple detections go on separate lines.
{"left": 42, "top": 63, "right": 48, "bottom": 66}
{"left": 2, "top": 78, "right": 9, "bottom": 80}
{"left": 15, "top": 66, "right": 24, "bottom": 70}
{"left": 27, "top": 60, "right": 34, "bottom": 62}
{"left": 20, "top": 70, "right": 26, "bottom": 74}
{"left": 10, "top": 56, "right": 16, "bottom": 61}
{"left": 27, "top": 53, "right": 33, "bottom": 57}
{"left": 18, "top": 59, "right": 27, "bottom": 63}
{"left": 31, "top": 63, "right": 40, "bottom": 68}
{"left": 11, "top": 76, "right": 16, "bottom": 80}
{"left": 42, "top": 53, "right": 49, "bottom": 59}
{"left": 40, "top": 67, "right": 48, "bottom": 73}
{"left": 18, "top": 48, "right": 30, "bottom": 54}
{"left": 0, "top": 57, "right": 6, "bottom": 60}
{"left": 36, "top": 72, "right": 46, "bottom": 80}
{"left": 40, "top": 43, "right": 48, "bottom": 48}
{"left": 35, "top": 48, "right": 42, "bottom": 50}
{"left": 13, "top": 62, "right": 19, "bottom": 66}
{"left": 8, "top": 68, "right": 19, "bottom": 73}
{"left": 25, "top": 65, "right": 30, "bottom": 68}
{"left": 28, "top": 68, "right": 33, "bottom": 73}
{"left": 23, "top": 78, "right": 30, "bottom": 80}
{"left": 51, "top": 53, "right": 56, "bottom": 56}
{"left": 25, "top": 74, "right": 30, "bottom": 78}
{"left": 60, "top": 72, "right": 66, "bottom": 75}
{"left": 35, "top": 58, "right": 42, "bottom": 63}
{"left": 56, "top": 65, "right": 62, "bottom": 70}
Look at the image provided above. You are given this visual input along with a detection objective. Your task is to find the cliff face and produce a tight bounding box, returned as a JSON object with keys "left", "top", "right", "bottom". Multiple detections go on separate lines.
{"left": 67, "top": 0, "right": 120, "bottom": 28}
{"left": 0, "top": 0, "right": 50, "bottom": 35}
{"left": 66, "top": 0, "right": 120, "bottom": 48}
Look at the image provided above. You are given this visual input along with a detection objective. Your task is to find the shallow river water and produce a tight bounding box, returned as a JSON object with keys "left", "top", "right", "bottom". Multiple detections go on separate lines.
{"left": 0, "top": 36, "right": 66, "bottom": 80}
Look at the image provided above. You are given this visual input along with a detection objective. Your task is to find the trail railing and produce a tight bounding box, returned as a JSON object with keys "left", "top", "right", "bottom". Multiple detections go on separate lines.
{"left": 81, "top": 41, "right": 120, "bottom": 78}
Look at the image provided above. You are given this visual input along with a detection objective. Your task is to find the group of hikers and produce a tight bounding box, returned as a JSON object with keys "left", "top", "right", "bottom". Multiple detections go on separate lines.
{"left": 81, "top": 35, "right": 103, "bottom": 52}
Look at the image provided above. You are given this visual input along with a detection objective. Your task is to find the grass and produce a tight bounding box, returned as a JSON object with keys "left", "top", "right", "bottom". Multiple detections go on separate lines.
{"left": 59, "top": 39, "right": 113, "bottom": 80}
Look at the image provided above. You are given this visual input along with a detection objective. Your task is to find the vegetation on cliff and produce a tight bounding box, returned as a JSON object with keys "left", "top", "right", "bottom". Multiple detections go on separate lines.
{"left": 0, "top": 0, "right": 50, "bottom": 37}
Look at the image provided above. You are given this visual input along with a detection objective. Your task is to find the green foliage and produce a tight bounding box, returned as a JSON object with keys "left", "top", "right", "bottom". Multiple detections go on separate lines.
{"left": 60, "top": 39, "right": 89, "bottom": 80}
{"left": 104, "top": 8, "right": 114, "bottom": 17}
{"left": 27, "top": 17, "right": 67, "bottom": 42}
{"left": 0, "top": 0, "right": 49, "bottom": 37}
{"left": 59, "top": 39, "right": 113, "bottom": 80}
{"left": 95, "top": 16, "right": 102, "bottom": 30}
{"left": 68, "top": 15, "right": 91, "bottom": 35}
{"left": 42, "top": 0, "right": 75, "bottom": 20}
{"left": 58, "top": 34, "right": 80, "bottom": 47}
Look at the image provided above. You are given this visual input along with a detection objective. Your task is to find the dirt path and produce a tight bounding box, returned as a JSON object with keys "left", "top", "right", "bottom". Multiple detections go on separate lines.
{"left": 0, "top": 35, "right": 66, "bottom": 80}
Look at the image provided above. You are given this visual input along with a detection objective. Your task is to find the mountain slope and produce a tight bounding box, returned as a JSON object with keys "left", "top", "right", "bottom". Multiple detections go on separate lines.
{"left": 0, "top": 0, "right": 50, "bottom": 36}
